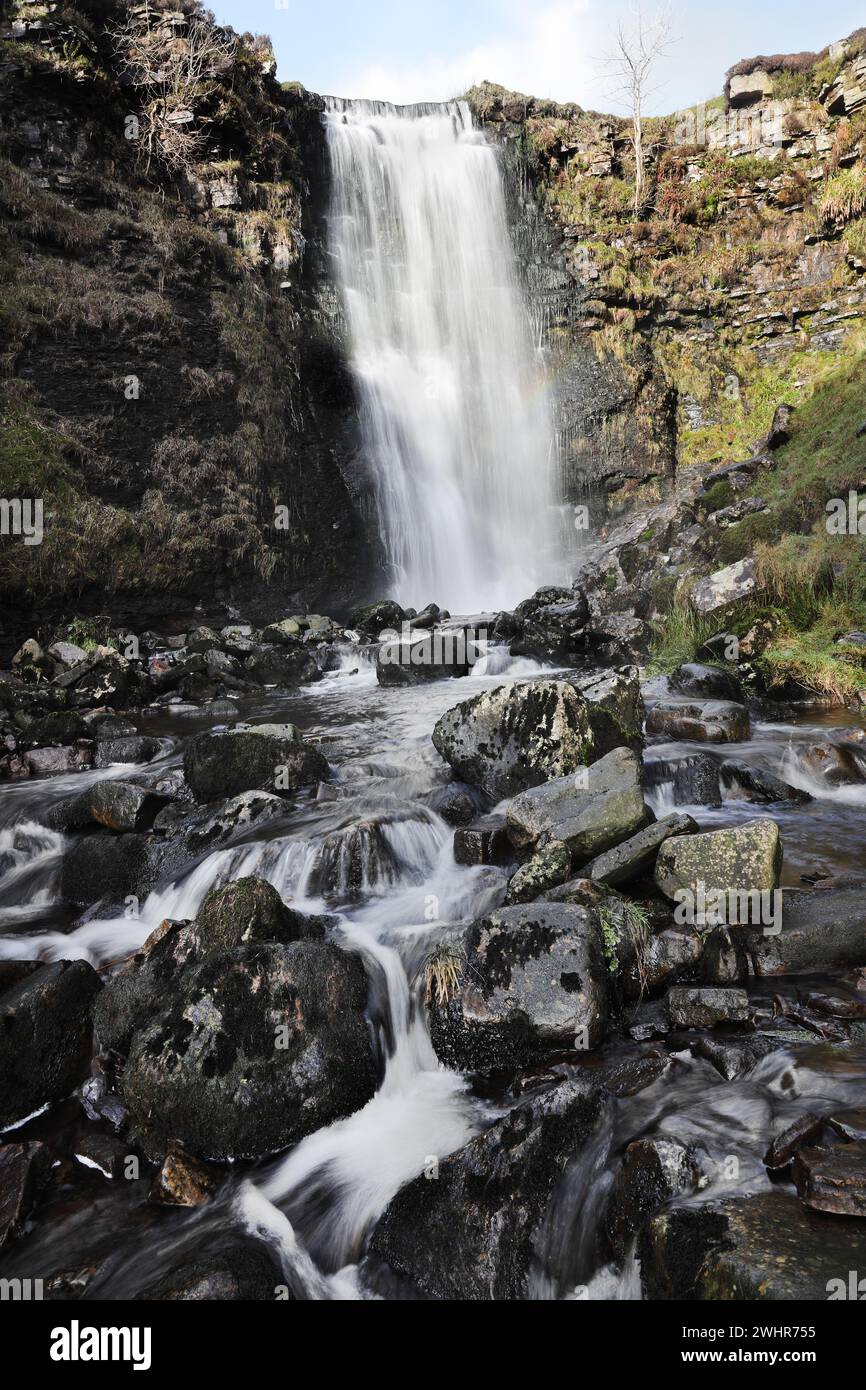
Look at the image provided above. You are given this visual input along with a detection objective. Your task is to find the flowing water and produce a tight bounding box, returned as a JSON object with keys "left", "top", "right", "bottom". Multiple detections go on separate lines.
{"left": 324, "top": 98, "right": 567, "bottom": 611}
{"left": 2, "top": 651, "right": 866, "bottom": 1299}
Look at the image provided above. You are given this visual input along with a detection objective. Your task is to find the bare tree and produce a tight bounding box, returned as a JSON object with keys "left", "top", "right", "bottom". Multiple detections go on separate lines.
{"left": 109, "top": 1, "right": 237, "bottom": 174}
{"left": 601, "top": 4, "right": 675, "bottom": 215}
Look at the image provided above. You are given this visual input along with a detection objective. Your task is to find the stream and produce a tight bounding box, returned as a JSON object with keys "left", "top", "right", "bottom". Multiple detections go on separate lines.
{"left": 2, "top": 642, "right": 866, "bottom": 1300}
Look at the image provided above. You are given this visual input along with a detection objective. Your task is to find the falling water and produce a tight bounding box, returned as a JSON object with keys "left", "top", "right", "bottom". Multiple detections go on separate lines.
{"left": 324, "top": 98, "right": 567, "bottom": 612}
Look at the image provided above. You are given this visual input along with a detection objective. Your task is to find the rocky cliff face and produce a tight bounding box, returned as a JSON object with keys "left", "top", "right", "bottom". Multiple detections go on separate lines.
{"left": 0, "top": 0, "right": 376, "bottom": 650}
{"left": 468, "top": 27, "right": 866, "bottom": 516}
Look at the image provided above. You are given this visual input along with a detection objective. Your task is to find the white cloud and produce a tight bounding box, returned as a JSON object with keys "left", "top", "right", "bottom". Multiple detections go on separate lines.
{"left": 338, "top": 0, "right": 611, "bottom": 105}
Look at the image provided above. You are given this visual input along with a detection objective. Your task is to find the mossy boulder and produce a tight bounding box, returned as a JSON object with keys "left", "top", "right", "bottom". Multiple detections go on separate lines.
{"left": 655, "top": 818, "right": 783, "bottom": 905}
{"left": 427, "top": 904, "right": 610, "bottom": 1071}
{"left": 119, "top": 940, "right": 376, "bottom": 1161}
{"left": 432, "top": 680, "right": 595, "bottom": 800}
{"left": 505, "top": 747, "right": 650, "bottom": 861}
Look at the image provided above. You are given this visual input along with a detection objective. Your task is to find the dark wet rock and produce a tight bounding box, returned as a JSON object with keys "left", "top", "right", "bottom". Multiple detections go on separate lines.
{"left": 61, "top": 833, "right": 148, "bottom": 906}
{"left": 0, "top": 961, "right": 102, "bottom": 1128}
{"left": 667, "top": 987, "right": 749, "bottom": 1029}
{"left": 368, "top": 1077, "right": 609, "bottom": 1300}
{"left": 453, "top": 815, "right": 512, "bottom": 866}
{"left": 427, "top": 904, "right": 610, "bottom": 1070}
{"left": 793, "top": 1145, "right": 866, "bottom": 1217}
{"left": 505, "top": 841, "right": 571, "bottom": 904}
{"left": 700, "top": 926, "right": 749, "bottom": 986}
{"left": 432, "top": 786, "right": 477, "bottom": 826}
{"left": 828, "top": 1109, "right": 866, "bottom": 1144}
{"left": 243, "top": 645, "right": 319, "bottom": 687}
{"left": 803, "top": 989, "right": 866, "bottom": 1020}
{"left": 607, "top": 1137, "right": 701, "bottom": 1258}
{"left": 796, "top": 742, "right": 866, "bottom": 788}
{"left": 183, "top": 723, "right": 329, "bottom": 802}
{"left": 506, "top": 747, "right": 650, "bottom": 861}
{"left": 93, "top": 735, "right": 164, "bottom": 768}
{"left": 0, "top": 1141, "right": 52, "bottom": 1250}
{"left": 689, "top": 1033, "right": 780, "bottom": 1080}
{"left": 120, "top": 940, "right": 375, "bottom": 1162}
{"left": 670, "top": 662, "right": 743, "bottom": 702}
{"left": 720, "top": 760, "right": 811, "bottom": 804}
{"left": 79, "top": 1073, "right": 128, "bottom": 1132}
{"left": 149, "top": 1142, "right": 218, "bottom": 1207}
{"left": 95, "top": 882, "right": 324, "bottom": 1056}
{"left": 510, "top": 594, "right": 589, "bottom": 663}
{"left": 577, "top": 813, "right": 698, "bottom": 888}
{"left": 26, "top": 743, "right": 93, "bottom": 776}
{"left": 350, "top": 600, "right": 407, "bottom": 635}
{"left": 745, "top": 888, "right": 866, "bottom": 975}
{"left": 156, "top": 790, "right": 287, "bottom": 855}
{"left": 655, "top": 818, "right": 782, "bottom": 903}
{"left": 49, "top": 780, "right": 170, "bottom": 834}
{"left": 23, "top": 710, "right": 89, "bottom": 745}
{"left": 185, "top": 625, "right": 225, "bottom": 654}
{"left": 432, "top": 680, "right": 595, "bottom": 800}
{"left": 48, "top": 640, "right": 88, "bottom": 668}
{"left": 596, "top": 1051, "right": 670, "bottom": 1098}
{"left": 571, "top": 667, "right": 644, "bottom": 757}
{"left": 670, "top": 754, "right": 723, "bottom": 807}
{"left": 73, "top": 1133, "right": 130, "bottom": 1181}
{"left": 639, "top": 1191, "right": 866, "bottom": 1299}
{"left": 57, "top": 647, "right": 131, "bottom": 708}
{"left": 645, "top": 700, "right": 750, "bottom": 744}
{"left": 640, "top": 929, "right": 705, "bottom": 996}
{"left": 139, "top": 1243, "right": 283, "bottom": 1300}
{"left": 260, "top": 618, "right": 303, "bottom": 644}
{"left": 203, "top": 649, "right": 245, "bottom": 686}
{"left": 764, "top": 1113, "right": 826, "bottom": 1170}
{"left": 589, "top": 612, "right": 648, "bottom": 666}
{"left": 376, "top": 628, "right": 479, "bottom": 685}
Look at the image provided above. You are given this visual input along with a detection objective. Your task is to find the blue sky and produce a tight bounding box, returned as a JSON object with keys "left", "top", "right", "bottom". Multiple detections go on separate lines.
{"left": 210, "top": 0, "right": 865, "bottom": 112}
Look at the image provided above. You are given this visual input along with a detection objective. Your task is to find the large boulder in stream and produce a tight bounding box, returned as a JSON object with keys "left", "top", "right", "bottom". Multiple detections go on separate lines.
{"left": 426, "top": 903, "right": 610, "bottom": 1070}
{"left": 95, "top": 878, "right": 330, "bottom": 1055}
{"left": 505, "top": 747, "right": 650, "bottom": 861}
{"left": 183, "top": 723, "right": 328, "bottom": 802}
{"left": 0, "top": 961, "right": 102, "bottom": 1128}
{"left": 431, "top": 681, "right": 595, "bottom": 800}
{"left": 368, "top": 1076, "right": 609, "bottom": 1300}
{"left": 119, "top": 939, "right": 375, "bottom": 1161}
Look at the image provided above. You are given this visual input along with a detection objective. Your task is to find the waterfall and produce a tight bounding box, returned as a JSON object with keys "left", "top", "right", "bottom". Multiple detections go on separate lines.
{"left": 324, "top": 97, "right": 567, "bottom": 613}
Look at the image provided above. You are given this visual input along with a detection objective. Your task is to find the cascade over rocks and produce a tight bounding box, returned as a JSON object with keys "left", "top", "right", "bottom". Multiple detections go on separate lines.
{"left": 368, "top": 1077, "right": 610, "bottom": 1300}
